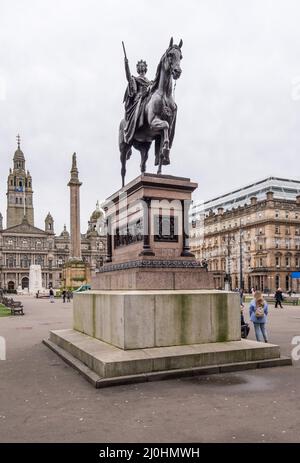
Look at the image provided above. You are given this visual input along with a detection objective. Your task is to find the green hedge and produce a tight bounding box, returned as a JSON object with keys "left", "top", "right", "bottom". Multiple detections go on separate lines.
{"left": 0, "top": 304, "right": 11, "bottom": 317}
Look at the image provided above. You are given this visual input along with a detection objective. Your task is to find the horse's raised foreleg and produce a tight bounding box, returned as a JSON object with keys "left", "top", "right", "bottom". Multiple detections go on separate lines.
{"left": 149, "top": 117, "right": 169, "bottom": 174}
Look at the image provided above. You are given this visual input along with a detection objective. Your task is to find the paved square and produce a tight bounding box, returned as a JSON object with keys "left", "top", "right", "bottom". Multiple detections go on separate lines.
{"left": 0, "top": 295, "right": 299, "bottom": 443}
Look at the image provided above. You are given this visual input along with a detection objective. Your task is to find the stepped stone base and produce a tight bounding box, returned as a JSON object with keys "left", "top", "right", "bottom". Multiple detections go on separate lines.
{"left": 44, "top": 329, "right": 291, "bottom": 388}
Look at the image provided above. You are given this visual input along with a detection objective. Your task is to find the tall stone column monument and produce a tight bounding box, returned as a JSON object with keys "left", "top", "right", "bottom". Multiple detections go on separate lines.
{"left": 62, "top": 153, "right": 91, "bottom": 289}
{"left": 69, "top": 153, "right": 82, "bottom": 260}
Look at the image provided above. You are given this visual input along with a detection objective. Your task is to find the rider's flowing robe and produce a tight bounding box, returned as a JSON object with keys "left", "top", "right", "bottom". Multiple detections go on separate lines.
{"left": 123, "top": 75, "right": 151, "bottom": 145}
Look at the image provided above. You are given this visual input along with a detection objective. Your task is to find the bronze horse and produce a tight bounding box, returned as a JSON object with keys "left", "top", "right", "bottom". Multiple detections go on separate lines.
{"left": 119, "top": 37, "right": 183, "bottom": 187}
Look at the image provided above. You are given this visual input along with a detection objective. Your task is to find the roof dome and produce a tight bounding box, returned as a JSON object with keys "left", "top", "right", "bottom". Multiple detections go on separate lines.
{"left": 60, "top": 224, "right": 70, "bottom": 238}
{"left": 13, "top": 148, "right": 25, "bottom": 161}
{"left": 90, "top": 201, "right": 104, "bottom": 222}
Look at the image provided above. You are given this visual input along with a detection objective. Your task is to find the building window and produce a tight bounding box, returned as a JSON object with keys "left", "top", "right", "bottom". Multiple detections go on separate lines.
{"left": 7, "top": 255, "right": 16, "bottom": 268}
{"left": 259, "top": 258, "right": 263, "bottom": 267}
{"left": 276, "top": 275, "right": 280, "bottom": 288}
{"left": 296, "top": 257, "right": 300, "bottom": 268}
{"left": 16, "top": 197, "right": 18, "bottom": 204}
{"left": 276, "top": 256, "right": 280, "bottom": 267}
{"left": 286, "top": 212, "right": 289, "bottom": 219}
{"left": 286, "top": 257, "right": 290, "bottom": 267}
{"left": 275, "top": 226, "right": 280, "bottom": 234}
{"left": 275, "top": 210, "right": 279, "bottom": 218}
{"left": 286, "top": 275, "right": 290, "bottom": 291}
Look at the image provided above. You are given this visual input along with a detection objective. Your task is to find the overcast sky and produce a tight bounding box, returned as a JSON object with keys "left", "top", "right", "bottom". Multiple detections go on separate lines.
{"left": 1, "top": 0, "right": 300, "bottom": 233}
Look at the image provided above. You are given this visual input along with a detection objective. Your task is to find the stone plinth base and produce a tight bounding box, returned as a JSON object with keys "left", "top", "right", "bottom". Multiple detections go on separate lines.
{"left": 73, "top": 290, "right": 240, "bottom": 349}
{"left": 63, "top": 260, "right": 91, "bottom": 289}
{"left": 92, "top": 265, "right": 214, "bottom": 290}
{"left": 44, "top": 289, "right": 291, "bottom": 387}
{"left": 44, "top": 329, "right": 290, "bottom": 388}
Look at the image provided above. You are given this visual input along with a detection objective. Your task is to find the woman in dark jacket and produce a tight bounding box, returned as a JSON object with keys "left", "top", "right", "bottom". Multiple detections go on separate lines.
{"left": 275, "top": 287, "right": 283, "bottom": 308}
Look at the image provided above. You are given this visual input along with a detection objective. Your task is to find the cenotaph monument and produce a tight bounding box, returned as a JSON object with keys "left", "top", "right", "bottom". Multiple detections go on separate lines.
{"left": 45, "top": 38, "right": 290, "bottom": 387}
{"left": 29, "top": 264, "right": 43, "bottom": 294}
{"left": 62, "top": 153, "right": 91, "bottom": 288}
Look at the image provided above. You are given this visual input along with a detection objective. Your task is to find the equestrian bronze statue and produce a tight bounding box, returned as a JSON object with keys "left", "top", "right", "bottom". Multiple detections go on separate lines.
{"left": 119, "top": 37, "right": 183, "bottom": 186}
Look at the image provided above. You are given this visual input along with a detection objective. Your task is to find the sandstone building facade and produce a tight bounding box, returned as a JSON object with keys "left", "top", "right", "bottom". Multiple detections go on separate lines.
{"left": 190, "top": 177, "right": 300, "bottom": 293}
{"left": 0, "top": 140, "right": 107, "bottom": 291}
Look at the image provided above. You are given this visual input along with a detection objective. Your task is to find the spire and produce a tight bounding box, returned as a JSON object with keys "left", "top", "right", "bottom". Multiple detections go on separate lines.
{"left": 13, "top": 133, "right": 25, "bottom": 166}
{"left": 68, "top": 152, "right": 82, "bottom": 186}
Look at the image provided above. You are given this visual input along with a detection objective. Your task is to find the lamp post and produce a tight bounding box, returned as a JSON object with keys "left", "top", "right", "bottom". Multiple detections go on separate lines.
{"left": 224, "top": 233, "right": 235, "bottom": 291}
{"left": 239, "top": 220, "right": 244, "bottom": 290}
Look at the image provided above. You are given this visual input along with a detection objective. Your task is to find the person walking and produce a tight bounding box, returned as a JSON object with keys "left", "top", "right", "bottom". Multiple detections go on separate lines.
{"left": 241, "top": 305, "right": 250, "bottom": 339}
{"left": 249, "top": 291, "right": 268, "bottom": 343}
{"left": 275, "top": 287, "right": 284, "bottom": 308}
{"left": 66, "top": 290, "right": 71, "bottom": 302}
{"left": 62, "top": 289, "right": 66, "bottom": 303}
{"left": 49, "top": 287, "right": 55, "bottom": 303}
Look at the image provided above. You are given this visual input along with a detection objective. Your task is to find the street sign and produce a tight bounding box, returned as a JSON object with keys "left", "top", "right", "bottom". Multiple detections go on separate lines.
{"left": 291, "top": 272, "right": 300, "bottom": 279}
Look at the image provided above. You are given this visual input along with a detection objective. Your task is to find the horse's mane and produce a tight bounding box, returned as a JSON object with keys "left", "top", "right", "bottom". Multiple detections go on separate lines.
{"left": 150, "top": 53, "right": 165, "bottom": 93}
{"left": 150, "top": 45, "right": 182, "bottom": 94}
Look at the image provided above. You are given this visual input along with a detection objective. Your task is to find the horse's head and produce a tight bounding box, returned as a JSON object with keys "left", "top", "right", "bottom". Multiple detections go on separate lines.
{"left": 164, "top": 37, "right": 183, "bottom": 80}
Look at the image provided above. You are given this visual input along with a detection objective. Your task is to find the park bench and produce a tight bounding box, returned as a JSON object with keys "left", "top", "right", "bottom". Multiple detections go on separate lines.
{"left": 9, "top": 301, "right": 24, "bottom": 315}
{"left": 1, "top": 297, "right": 24, "bottom": 315}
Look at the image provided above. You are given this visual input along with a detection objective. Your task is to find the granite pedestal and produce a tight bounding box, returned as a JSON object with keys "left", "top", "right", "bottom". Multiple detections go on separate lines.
{"left": 44, "top": 175, "right": 290, "bottom": 387}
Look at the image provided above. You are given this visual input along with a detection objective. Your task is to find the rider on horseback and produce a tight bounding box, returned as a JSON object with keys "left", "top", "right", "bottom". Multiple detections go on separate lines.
{"left": 123, "top": 55, "right": 151, "bottom": 146}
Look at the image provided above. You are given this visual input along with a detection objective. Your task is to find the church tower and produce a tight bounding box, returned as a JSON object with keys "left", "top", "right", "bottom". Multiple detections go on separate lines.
{"left": 6, "top": 135, "right": 34, "bottom": 228}
{"left": 45, "top": 212, "right": 54, "bottom": 234}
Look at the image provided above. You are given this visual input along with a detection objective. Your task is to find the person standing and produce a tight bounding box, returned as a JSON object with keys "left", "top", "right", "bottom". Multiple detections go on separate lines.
{"left": 275, "top": 287, "right": 283, "bottom": 308}
{"left": 49, "top": 287, "right": 55, "bottom": 303}
{"left": 66, "top": 290, "right": 71, "bottom": 302}
{"left": 249, "top": 291, "right": 268, "bottom": 343}
{"left": 62, "top": 289, "right": 66, "bottom": 303}
{"left": 241, "top": 305, "right": 250, "bottom": 338}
